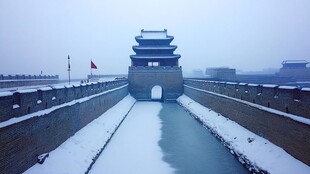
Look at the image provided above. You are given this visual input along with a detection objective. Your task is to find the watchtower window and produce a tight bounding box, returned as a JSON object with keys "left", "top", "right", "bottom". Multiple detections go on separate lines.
{"left": 148, "top": 62, "right": 159, "bottom": 67}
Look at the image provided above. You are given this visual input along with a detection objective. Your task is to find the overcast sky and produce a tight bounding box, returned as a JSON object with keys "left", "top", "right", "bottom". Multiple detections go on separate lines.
{"left": 1, "top": 0, "right": 309, "bottom": 79}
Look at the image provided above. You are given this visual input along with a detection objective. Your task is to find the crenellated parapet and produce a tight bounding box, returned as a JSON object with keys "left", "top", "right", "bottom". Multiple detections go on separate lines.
{"left": 184, "top": 79, "right": 310, "bottom": 119}
{"left": 0, "top": 74, "right": 59, "bottom": 80}
{"left": 129, "top": 66, "right": 182, "bottom": 72}
{"left": 0, "top": 74, "right": 60, "bottom": 88}
{"left": 0, "top": 79, "right": 128, "bottom": 122}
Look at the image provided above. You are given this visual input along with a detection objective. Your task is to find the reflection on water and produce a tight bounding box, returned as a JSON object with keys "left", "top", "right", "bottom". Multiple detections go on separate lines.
{"left": 158, "top": 103, "right": 249, "bottom": 174}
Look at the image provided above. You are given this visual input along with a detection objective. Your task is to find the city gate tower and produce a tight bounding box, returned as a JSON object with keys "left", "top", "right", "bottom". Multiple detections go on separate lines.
{"left": 128, "top": 29, "right": 183, "bottom": 101}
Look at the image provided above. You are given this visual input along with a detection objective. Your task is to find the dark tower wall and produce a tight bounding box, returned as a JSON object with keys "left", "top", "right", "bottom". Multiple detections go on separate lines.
{"left": 128, "top": 66, "right": 183, "bottom": 101}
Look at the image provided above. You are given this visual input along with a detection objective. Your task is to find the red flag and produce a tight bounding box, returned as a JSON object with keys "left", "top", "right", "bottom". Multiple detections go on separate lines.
{"left": 91, "top": 61, "right": 97, "bottom": 69}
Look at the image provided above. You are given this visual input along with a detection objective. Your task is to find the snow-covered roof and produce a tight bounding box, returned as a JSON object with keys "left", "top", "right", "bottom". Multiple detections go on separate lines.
{"left": 130, "top": 55, "right": 181, "bottom": 59}
{"left": 282, "top": 60, "right": 309, "bottom": 64}
{"left": 133, "top": 45, "right": 177, "bottom": 50}
{"left": 141, "top": 29, "right": 167, "bottom": 39}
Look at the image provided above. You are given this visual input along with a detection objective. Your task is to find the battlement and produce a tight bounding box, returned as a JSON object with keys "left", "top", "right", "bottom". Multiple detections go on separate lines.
{"left": 0, "top": 79, "right": 128, "bottom": 122}
{"left": 0, "top": 74, "right": 60, "bottom": 88}
{"left": 184, "top": 79, "right": 310, "bottom": 119}
{"left": 0, "top": 74, "right": 59, "bottom": 81}
{"left": 129, "top": 66, "right": 182, "bottom": 72}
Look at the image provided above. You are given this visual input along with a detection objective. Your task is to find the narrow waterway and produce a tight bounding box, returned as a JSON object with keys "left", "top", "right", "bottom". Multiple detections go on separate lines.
{"left": 159, "top": 103, "right": 248, "bottom": 174}
{"left": 90, "top": 102, "right": 248, "bottom": 174}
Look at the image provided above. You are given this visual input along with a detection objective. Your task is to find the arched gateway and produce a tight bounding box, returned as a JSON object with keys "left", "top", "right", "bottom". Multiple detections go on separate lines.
{"left": 128, "top": 29, "right": 183, "bottom": 101}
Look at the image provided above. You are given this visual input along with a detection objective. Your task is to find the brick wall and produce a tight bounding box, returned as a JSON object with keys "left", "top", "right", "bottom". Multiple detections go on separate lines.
{"left": 184, "top": 79, "right": 310, "bottom": 119}
{"left": 0, "top": 80, "right": 128, "bottom": 173}
{"left": 184, "top": 80, "right": 310, "bottom": 166}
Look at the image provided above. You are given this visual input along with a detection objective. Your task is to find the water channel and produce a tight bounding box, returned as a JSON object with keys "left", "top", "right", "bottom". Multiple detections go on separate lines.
{"left": 90, "top": 102, "right": 248, "bottom": 173}
{"left": 159, "top": 102, "right": 248, "bottom": 174}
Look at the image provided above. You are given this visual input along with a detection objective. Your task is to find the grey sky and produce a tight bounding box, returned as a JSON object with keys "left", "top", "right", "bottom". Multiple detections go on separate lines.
{"left": 1, "top": 0, "right": 309, "bottom": 79}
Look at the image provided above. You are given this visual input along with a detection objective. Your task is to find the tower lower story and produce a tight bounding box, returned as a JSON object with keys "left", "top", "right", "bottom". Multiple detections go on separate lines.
{"left": 128, "top": 66, "right": 183, "bottom": 101}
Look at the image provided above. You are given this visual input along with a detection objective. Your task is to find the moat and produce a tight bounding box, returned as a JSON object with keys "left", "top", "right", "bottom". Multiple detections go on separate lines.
{"left": 89, "top": 102, "right": 248, "bottom": 173}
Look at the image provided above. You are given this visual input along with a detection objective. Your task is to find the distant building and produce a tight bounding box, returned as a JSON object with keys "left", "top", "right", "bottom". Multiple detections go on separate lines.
{"left": 185, "top": 69, "right": 204, "bottom": 78}
{"left": 205, "top": 67, "right": 236, "bottom": 81}
{"left": 277, "top": 60, "right": 310, "bottom": 81}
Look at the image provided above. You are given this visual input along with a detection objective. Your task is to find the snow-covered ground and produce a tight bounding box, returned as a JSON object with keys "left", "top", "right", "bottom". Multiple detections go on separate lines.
{"left": 89, "top": 102, "right": 174, "bottom": 174}
{"left": 177, "top": 95, "right": 310, "bottom": 174}
{"left": 24, "top": 95, "right": 135, "bottom": 174}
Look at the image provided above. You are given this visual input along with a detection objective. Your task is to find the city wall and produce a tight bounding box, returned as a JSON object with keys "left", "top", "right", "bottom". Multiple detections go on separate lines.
{"left": 183, "top": 79, "right": 310, "bottom": 165}
{"left": 0, "top": 74, "right": 59, "bottom": 88}
{"left": 0, "top": 80, "right": 128, "bottom": 173}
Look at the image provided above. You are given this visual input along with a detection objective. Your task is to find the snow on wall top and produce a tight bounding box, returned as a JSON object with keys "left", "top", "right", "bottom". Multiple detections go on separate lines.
{"left": 248, "top": 83, "right": 259, "bottom": 87}
{"left": 16, "top": 89, "right": 37, "bottom": 93}
{"left": 301, "top": 87, "right": 310, "bottom": 92}
{"left": 262, "top": 84, "right": 278, "bottom": 88}
{"left": 38, "top": 87, "right": 53, "bottom": 91}
{"left": 278, "top": 86, "right": 298, "bottom": 90}
{"left": 282, "top": 60, "right": 309, "bottom": 64}
{"left": 0, "top": 91, "right": 13, "bottom": 97}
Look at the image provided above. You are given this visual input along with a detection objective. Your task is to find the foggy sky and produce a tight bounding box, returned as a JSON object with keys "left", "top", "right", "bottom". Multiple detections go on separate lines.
{"left": 1, "top": 0, "right": 310, "bottom": 79}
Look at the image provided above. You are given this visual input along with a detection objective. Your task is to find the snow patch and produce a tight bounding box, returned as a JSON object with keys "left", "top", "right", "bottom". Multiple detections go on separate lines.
{"left": 13, "top": 104, "right": 20, "bottom": 109}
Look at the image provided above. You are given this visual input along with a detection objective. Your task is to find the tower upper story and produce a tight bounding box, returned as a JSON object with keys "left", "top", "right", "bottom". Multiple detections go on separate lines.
{"left": 130, "top": 29, "right": 181, "bottom": 67}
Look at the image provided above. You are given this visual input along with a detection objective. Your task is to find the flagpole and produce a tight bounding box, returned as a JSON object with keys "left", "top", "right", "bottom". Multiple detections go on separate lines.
{"left": 91, "top": 59, "right": 92, "bottom": 80}
{"left": 68, "top": 55, "right": 71, "bottom": 85}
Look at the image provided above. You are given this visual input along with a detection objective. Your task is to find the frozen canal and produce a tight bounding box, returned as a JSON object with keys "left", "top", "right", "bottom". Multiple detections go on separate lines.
{"left": 90, "top": 102, "right": 248, "bottom": 174}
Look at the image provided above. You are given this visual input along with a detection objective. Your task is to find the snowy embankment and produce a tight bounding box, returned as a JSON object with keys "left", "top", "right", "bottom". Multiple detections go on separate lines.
{"left": 24, "top": 95, "right": 136, "bottom": 174}
{"left": 177, "top": 95, "right": 310, "bottom": 174}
